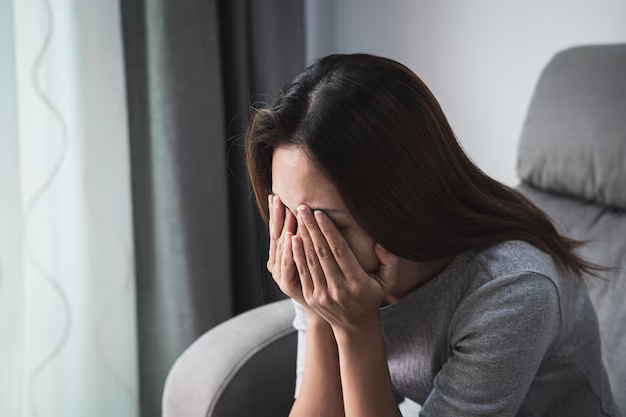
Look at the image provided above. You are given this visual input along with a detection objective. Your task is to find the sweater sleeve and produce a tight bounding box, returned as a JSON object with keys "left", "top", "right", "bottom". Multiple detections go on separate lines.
{"left": 291, "top": 298, "right": 308, "bottom": 399}
{"left": 419, "top": 272, "right": 562, "bottom": 417}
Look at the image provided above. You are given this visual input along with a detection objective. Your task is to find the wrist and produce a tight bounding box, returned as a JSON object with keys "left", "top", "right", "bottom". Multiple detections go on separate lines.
{"left": 333, "top": 313, "right": 382, "bottom": 347}
{"left": 306, "top": 314, "right": 339, "bottom": 349}
{"left": 305, "top": 309, "right": 329, "bottom": 328}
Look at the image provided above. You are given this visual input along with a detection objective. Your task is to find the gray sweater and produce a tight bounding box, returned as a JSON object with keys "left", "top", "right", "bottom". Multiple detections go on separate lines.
{"left": 291, "top": 240, "right": 622, "bottom": 416}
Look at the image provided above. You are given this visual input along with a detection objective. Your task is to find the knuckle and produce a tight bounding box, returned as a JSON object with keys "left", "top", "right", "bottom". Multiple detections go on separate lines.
{"left": 315, "top": 292, "right": 329, "bottom": 306}
{"left": 334, "top": 243, "right": 350, "bottom": 259}
{"left": 306, "top": 252, "right": 318, "bottom": 269}
{"left": 348, "top": 282, "right": 362, "bottom": 297}
{"left": 298, "top": 264, "right": 308, "bottom": 278}
{"left": 315, "top": 244, "right": 332, "bottom": 259}
{"left": 330, "top": 286, "right": 346, "bottom": 301}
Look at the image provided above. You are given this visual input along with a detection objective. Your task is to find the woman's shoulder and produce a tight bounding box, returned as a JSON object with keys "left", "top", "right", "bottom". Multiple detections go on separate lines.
{"left": 451, "top": 240, "right": 566, "bottom": 334}
{"left": 471, "top": 239, "right": 560, "bottom": 283}
{"left": 456, "top": 239, "right": 563, "bottom": 314}
{"left": 449, "top": 242, "right": 564, "bottom": 350}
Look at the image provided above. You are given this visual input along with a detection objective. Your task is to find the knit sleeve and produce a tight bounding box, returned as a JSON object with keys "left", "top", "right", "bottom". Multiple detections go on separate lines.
{"left": 419, "top": 272, "right": 562, "bottom": 417}
{"left": 291, "top": 298, "right": 308, "bottom": 399}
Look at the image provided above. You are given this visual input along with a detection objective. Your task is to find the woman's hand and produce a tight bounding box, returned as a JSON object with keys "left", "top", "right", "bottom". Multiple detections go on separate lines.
{"left": 291, "top": 205, "right": 400, "bottom": 338}
{"left": 267, "top": 194, "right": 319, "bottom": 318}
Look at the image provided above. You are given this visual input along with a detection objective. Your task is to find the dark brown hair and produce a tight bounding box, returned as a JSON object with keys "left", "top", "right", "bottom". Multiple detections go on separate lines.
{"left": 245, "top": 53, "right": 608, "bottom": 284}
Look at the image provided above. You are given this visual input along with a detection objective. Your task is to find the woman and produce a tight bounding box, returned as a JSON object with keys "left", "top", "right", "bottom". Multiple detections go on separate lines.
{"left": 244, "top": 53, "right": 621, "bottom": 417}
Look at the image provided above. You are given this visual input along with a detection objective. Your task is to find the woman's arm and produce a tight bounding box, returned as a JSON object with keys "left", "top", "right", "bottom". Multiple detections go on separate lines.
{"left": 289, "top": 206, "right": 404, "bottom": 416}
{"left": 267, "top": 195, "right": 344, "bottom": 415}
{"left": 289, "top": 312, "right": 345, "bottom": 417}
{"left": 334, "top": 314, "right": 403, "bottom": 417}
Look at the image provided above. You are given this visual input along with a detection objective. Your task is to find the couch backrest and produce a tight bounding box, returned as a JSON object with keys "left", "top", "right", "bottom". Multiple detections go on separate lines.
{"left": 517, "top": 43, "right": 626, "bottom": 210}
{"left": 515, "top": 43, "right": 626, "bottom": 414}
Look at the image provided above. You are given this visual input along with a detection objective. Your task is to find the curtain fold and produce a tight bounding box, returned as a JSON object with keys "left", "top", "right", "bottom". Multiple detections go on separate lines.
{"left": 120, "top": 0, "right": 305, "bottom": 415}
{"left": 1, "top": 1, "right": 140, "bottom": 416}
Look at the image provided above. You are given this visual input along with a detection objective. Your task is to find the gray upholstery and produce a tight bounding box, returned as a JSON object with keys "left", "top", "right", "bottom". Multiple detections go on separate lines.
{"left": 162, "top": 44, "right": 626, "bottom": 417}
{"left": 162, "top": 299, "right": 297, "bottom": 417}
{"left": 517, "top": 44, "right": 626, "bottom": 209}
{"left": 515, "top": 43, "right": 626, "bottom": 414}
{"left": 516, "top": 183, "right": 626, "bottom": 413}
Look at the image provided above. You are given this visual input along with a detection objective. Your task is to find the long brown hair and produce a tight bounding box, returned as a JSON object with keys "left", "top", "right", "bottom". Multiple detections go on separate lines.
{"left": 245, "top": 53, "right": 608, "bottom": 284}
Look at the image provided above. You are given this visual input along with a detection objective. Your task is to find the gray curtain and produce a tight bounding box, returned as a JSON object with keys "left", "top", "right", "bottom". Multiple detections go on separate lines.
{"left": 120, "top": 1, "right": 305, "bottom": 415}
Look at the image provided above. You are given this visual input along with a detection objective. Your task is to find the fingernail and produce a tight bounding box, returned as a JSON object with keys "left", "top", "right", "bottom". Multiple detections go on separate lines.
{"left": 314, "top": 210, "right": 323, "bottom": 222}
{"left": 298, "top": 206, "right": 309, "bottom": 218}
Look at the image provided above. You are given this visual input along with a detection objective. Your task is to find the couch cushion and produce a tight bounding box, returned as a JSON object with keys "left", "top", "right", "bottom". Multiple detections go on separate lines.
{"left": 517, "top": 44, "right": 626, "bottom": 210}
{"left": 162, "top": 298, "right": 297, "bottom": 417}
{"left": 516, "top": 183, "right": 626, "bottom": 414}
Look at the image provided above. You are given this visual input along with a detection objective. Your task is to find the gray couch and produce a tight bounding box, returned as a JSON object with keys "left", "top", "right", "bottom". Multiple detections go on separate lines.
{"left": 162, "top": 44, "right": 626, "bottom": 417}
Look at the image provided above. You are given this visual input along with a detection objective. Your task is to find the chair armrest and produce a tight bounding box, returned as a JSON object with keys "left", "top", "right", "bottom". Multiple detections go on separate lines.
{"left": 162, "top": 298, "right": 297, "bottom": 417}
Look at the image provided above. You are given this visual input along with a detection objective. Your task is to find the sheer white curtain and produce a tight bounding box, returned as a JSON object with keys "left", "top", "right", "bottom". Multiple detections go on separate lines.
{"left": 0, "top": 1, "right": 140, "bottom": 416}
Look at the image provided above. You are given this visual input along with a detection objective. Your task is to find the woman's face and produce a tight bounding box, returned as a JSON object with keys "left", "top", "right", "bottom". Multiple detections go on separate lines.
{"left": 271, "top": 145, "right": 455, "bottom": 299}
{"left": 271, "top": 146, "right": 380, "bottom": 275}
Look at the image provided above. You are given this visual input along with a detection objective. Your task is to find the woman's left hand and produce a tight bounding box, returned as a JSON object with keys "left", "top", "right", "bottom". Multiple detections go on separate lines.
{"left": 290, "top": 205, "right": 400, "bottom": 339}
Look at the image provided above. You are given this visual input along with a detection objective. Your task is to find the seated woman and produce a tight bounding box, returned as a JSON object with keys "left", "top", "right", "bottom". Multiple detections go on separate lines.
{"left": 244, "top": 53, "right": 622, "bottom": 417}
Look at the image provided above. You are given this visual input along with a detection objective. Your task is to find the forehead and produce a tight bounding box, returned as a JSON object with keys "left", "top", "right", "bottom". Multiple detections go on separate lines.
{"left": 271, "top": 146, "right": 344, "bottom": 210}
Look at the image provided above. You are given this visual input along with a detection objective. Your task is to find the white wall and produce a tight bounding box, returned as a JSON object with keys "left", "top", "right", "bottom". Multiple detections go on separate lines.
{"left": 305, "top": 0, "right": 626, "bottom": 186}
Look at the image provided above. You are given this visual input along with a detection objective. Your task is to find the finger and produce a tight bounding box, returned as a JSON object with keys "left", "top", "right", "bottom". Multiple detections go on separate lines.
{"left": 373, "top": 243, "right": 400, "bottom": 292}
{"left": 296, "top": 208, "right": 327, "bottom": 291}
{"left": 267, "top": 194, "right": 277, "bottom": 271}
{"left": 268, "top": 193, "right": 273, "bottom": 235}
{"left": 313, "top": 209, "right": 363, "bottom": 283}
{"left": 279, "top": 202, "right": 291, "bottom": 245}
{"left": 282, "top": 232, "right": 298, "bottom": 288}
{"left": 298, "top": 206, "right": 345, "bottom": 285}
{"left": 275, "top": 227, "right": 286, "bottom": 282}
{"left": 274, "top": 197, "right": 289, "bottom": 279}
{"left": 273, "top": 195, "right": 285, "bottom": 239}
{"left": 270, "top": 195, "right": 287, "bottom": 273}
{"left": 291, "top": 235, "right": 313, "bottom": 296}
{"left": 285, "top": 207, "right": 297, "bottom": 236}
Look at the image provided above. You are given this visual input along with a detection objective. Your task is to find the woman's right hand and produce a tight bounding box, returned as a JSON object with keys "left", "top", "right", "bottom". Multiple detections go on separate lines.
{"left": 267, "top": 194, "right": 320, "bottom": 319}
